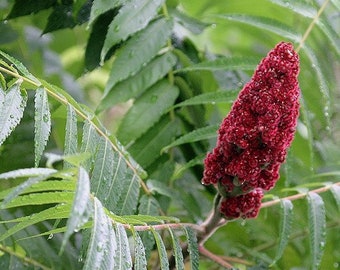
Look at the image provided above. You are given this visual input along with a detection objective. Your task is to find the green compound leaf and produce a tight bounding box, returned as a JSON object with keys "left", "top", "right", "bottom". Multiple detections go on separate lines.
{"left": 307, "top": 192, "right": 326, "bottom": 270}
{"left": 104, "top": 17, "right": 173, "bottom": 94}
{"left": 151, "top": 229, "right": 169, "bottom": 270}
{"left": 168, "top": 227, "right": 184, "bottom": 270}
{"left": 0, "top": 80, "right": 27, "bottom": 147}
{"left": 34, "top": 87, "right": 51, "bottom": 167}
{"left": 184, "top": 226, "right": 199, "bottom": 270}
{"left": 117, "top": 80, "right": 179, "bottom": 145}
{"left": 101, "top": 0, "right": 165, "bottom": 58}
{"left": 61, "top": 167, "right": 91, "bottom": 254}
{"left": 271, "top": 199, "right": 293, "bottom": 266}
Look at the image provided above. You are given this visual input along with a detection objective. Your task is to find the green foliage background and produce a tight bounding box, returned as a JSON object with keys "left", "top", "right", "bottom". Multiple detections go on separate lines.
{"left": 0, "top": 0, "right": 339, "bottom": 269}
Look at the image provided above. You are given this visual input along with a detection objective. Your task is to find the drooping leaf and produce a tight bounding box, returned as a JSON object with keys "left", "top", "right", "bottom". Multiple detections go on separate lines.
{"left": 162, "top": 124, "right": 219, "bottom": 152}
{"left": 61, "top": 167, "right": 91, "bottom": 254}
{"left": 330, "top": 184, "right": 340, "bottom": 210}
{"left": 34, "top": 87, "right": 51, "bottom": 167}
{"left": 101, "top": 0, "right": 165, "bottom": 59}
{"left": 217, "top": 14, "right": 301, "bottom": 42}
{"left": 117, "top": 80, "right": 179, "bottom": 145}
{"left": 88, "top": 0, "right": 123, "bottom": 26}
{"left": 114, "top": 223, "right": 132, "bottom": 270}
{"left": 6, "top": 0, "right": 56, "bottom": 19}
{"left": 133, "top": 231, "right": 147, "bottom": 270}
{"left": 0, "top": 174, "right": 54, "bottom": 209}
{"left": 0, "top": 81, "right": 27, "bottom": 147}
{"left": 104, "top": 17, "right": 173, "bottom": 93}
{"left": 176, "top": 56, "right": 258, "bottom": 72}
{"left": 128, "top": 116, "right": 179, "bottom": 168}
{"left": 99, "top": 52, "right": 177, "bottom": 111}
{"left": 168, "top": 227, "right": 184, "bottom": 270}
{"left": 0, "top": 168, "right": 57, "bottom": 180}
{"left": 271, "top": 199, "right": 293, "bottom": 266}
{"left": 64, "top": 105, "right": 78, "bottom": 168}
{"left": 171, "top": 8, "right": 209, "bottom": 34}
{"left": 173, "top": 90, "right": 238, "bottom": 108}
{"left": 307, "top": 192, "right": 326, "bottom": 270}
{"left": 85, "top": 8, "right": 118, "bottom": 70}
{"left": 151, "top": 229, "right": 169, "bottom": 270}
{"left": 183, "top": 226, "right": 199, "bottom": 270}
{"left": 83, "top": 197, "right": 113, "bottom": 270}
{"left": 0, "top": 204, "right": 71, "bottom": 241}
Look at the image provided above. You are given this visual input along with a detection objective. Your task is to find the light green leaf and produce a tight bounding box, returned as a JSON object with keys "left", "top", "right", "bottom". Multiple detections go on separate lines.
{"left": 117, "top": 80, "right": 179, "bottom": 145}
{"left": 61, "top": 167, "right": 91, "bottom": 254}
{"left": 2, "top": 191, "right": 74, "bottom": 209}
{"left": 134, "top": 232, "right": 147, "bottom": 270}
{"left": 128, "top": 116, "right": 179, "bottom": 168}
{"left": 99, "top": 52, "right": 177, "bottom": 111}
{"left": 64, "top": 105, "right": 78, "bottom": 168}
{"left": 162, "top": 124, "right": 219, "bottom": 152}
{"left": 0, "top": 80, "right": 27, "bottom": 146}
{"left": 271, "top": 199, "right": 293, "bottom": 266}
{"left": 104, "top": 18, "right": 173, "bottom": 94}
{"left": 101, "top": 0, "right": 165, "bottom": 59}
{"left": 0, "top": 50, "right": 40, "bottom": 84}
{"left": 114, "top": 223, "right": 132, "bottom": 270}
{"left": 184, "top": 226, "right": 199, "bottom": 270}
{"left": 88, "top": 0, "right": 123, "bottom": 26}
{"left": 173, "top": 90, "right": 238, "bottom": 108}
{"left": 151, "top": 229, "right": 169, "bottom": 270}
{"left": 176, "top": 56, "right": 258, "bottom": 72}
{"left": 83, "top": 197, "right": 114, "bottom": 270}
{"left": 269, "top": 0, "right": 317, "bottom": 18}
{"left": 34, "top": 87, "right": 51, "bottom": 167}
{"left": 0, "top": 204, "right": 71, "bottom": 241}
{"left": 307, "top": 192, "right": 326, "bottom": 270}
{"left": 217, "top": 14, "right": 301, "bottom": 42}
{"left": 317, "top": 18, "right": 340, "bottom": 56}
{"left": 0, "top": 174, "right": 53, "bottom": 209}
{"left": 0, "top": 168, "right": 57, "bottom": 180}
{"left": 168, "top": 228, "right": 184, "bottom": 270}
{"left": 171, "top": 8, "right": 209, "bottom": 34}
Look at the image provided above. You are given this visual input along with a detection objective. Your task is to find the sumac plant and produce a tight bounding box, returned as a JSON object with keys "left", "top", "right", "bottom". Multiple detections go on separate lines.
{"left": 0, "top": 1, "right": 339, "bottom": 270}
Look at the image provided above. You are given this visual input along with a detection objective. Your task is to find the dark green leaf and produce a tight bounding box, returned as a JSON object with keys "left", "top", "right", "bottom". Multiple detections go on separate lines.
{"left": 171, "top": 8, "right": 209, "bottom": 34}
{"left": 162, "top": 124, "right": 218, "bottom": 152}
{"left": 104, "top": 18, "right": 173, "bottom": 93}
{"left": 307, "top": 192, "right": 326, "bottom": 270}
{"left": 0, "top": 81, "right": 27, "bottom": 146}
{"left": 330, "top": 185, "right": 340, "bottom": 210}
{"left": 34, "top": 87, "right": 51, "bottom": 167}
{"left": 64, "top": 105, "right": 78, "bottom": 168}
{"left": 99, "top": 52, "right": 177, "bottom": 111}
{"left": 88, "top": 0, "right": 123, "bottom": 26}
{"left": 6, "top": 0, "right": 56, "bottom": 19}
{"left": 176, "top": 56, "right": 258, "bottom": 72}
{"left": 271, "top": 199, "right": 293, "bottom": 266}
{"left": 117, "top": 80, "right": 179, "bottom": 145}
{"left": 101, "top": 0, "right": 165, "bottom": 58}
{"left": 129, "top": 116, "right": 179, "bottom": 168}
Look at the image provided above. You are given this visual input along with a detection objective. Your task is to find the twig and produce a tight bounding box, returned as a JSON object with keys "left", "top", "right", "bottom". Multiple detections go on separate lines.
{"left": 199, "top": 245, "right": 234, "bottom": 269}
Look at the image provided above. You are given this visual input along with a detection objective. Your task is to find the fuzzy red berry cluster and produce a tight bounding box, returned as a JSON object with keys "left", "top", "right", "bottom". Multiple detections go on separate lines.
{"left": 202, "top": 42, "right": 300, "bottom": 219}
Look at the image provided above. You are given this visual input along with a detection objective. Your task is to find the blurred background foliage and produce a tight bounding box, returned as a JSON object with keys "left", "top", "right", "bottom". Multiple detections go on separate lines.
{"left": 0, "top": 0, "right": 339, "bottom": 269}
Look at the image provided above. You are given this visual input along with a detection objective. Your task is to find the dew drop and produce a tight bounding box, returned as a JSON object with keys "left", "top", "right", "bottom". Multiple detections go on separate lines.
{"left": 150, "top": 95, "right": 158, "bottom": 103}
{"left": 211, "top": 23, "right": 217, "bottom": 29}
{"left": 114, "top": 25, "right": 120, "bottom": 32}
{"left": 47, "top": 233, "right": 54, "bottom": 240}
{"left": 43, "top": 114, "right": 49, "bottom": 123}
